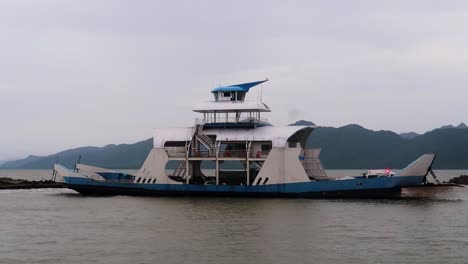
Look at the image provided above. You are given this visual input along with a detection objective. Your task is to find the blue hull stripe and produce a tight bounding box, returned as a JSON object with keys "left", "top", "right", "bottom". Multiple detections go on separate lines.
{"left": 63, "top": 176, "right": 425, "bottom": 196}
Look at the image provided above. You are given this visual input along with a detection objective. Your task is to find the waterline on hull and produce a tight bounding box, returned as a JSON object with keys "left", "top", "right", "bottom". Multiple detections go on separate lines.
{"left": 63, "top": 175, "right": 426, "bottom": 198}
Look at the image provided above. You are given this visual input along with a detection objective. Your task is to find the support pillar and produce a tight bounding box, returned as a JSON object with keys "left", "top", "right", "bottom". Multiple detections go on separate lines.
{"left": 185, "top": 141, "right": 191, "bottom": 184}
{"left": 246, "top": 141, "right": 252, "bottom": 185}
{"left": 215, "top": 141, "right": 221, "bottom": 185}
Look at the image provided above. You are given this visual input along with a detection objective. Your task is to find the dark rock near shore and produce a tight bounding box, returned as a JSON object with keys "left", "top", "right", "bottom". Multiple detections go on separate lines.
{"left": 448, "top": 175, "right": 468, "bottom": 185}
{"left": 0, "top": 177, "right": 64, "bottom": 189}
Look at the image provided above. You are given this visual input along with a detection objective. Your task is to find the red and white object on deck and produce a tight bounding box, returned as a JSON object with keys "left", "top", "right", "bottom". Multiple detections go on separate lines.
{"left": 363, "top": 169, "right": 396, "bottom": 178}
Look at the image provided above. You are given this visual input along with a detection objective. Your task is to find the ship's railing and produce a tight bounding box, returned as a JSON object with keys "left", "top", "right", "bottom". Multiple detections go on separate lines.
{"left": 165, "top": 145, "right": 271, "bottom": 159}
{"left": 190, "top": 150, "right": 270, "bottom": 159}
{"left": 220, "top": 150, "right": 247, "bottom": 158}
{"left": 247, "top": 150, "right": 270, "bottom": 159}
{"left": 192, "top": 150, "right": 247, "bottom": 158}
{"left": 165, "top": 147, "right": 186, "bottom": 158}
{"left": 196, "top": 117, "right": 268, "bottom": 125}
{"left": 192, "top": 150, "right": 213, "bottom": 158}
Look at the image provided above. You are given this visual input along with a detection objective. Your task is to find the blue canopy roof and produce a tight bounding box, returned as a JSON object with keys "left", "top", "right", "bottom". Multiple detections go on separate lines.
{"left": 211, "top": 79, "right": 268, "bottom": 93}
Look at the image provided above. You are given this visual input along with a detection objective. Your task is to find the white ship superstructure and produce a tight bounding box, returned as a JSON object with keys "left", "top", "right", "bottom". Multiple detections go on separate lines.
{"left": 133, "top": 79, "right": 328, "bottom": 186}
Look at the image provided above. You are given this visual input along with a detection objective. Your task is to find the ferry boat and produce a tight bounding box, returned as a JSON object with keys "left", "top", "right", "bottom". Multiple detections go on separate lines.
{"left": 54, "top": 79, "right": 452, "bottom": 198}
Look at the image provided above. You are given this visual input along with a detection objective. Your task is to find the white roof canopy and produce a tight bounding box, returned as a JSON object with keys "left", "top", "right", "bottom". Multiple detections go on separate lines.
{"left": 153, "top": 127, "right": 194, "bottom": 147}
{"left": 153, "top": 126, "right": 315, "bottom": 148}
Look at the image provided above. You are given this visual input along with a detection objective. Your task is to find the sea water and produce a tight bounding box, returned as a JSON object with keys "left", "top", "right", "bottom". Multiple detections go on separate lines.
{"left": 0, "top": 170, "right": 467, "bottom": 264}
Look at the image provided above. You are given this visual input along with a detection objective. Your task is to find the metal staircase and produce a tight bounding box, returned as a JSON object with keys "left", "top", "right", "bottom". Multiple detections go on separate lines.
{"left": 194, "top": 124, "right": 215, "bottom": 154}
{"left": 173, "top": 160, "right": 187, "bottom": 177}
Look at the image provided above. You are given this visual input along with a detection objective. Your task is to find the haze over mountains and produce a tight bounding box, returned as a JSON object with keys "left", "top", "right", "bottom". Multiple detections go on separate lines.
{"left": 1, "top": 121, "right": 467, "bottom": 170}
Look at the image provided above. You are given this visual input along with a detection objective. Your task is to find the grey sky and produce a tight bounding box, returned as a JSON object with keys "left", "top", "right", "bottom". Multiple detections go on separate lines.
{"left": 1, "top": 0, "right": 467, "bottom": 160}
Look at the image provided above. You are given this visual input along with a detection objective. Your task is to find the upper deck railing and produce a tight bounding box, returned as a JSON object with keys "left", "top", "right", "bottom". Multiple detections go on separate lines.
{"left": 195, "top": 117, "right": 268, "bottom": 126}
{"left": 165, "top": 147, "right": 271, "bottom": 159}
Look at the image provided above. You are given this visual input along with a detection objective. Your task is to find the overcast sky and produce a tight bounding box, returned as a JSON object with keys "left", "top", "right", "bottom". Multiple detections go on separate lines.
{"left": 1, "top": 0, "right": 467, "bottom": 160}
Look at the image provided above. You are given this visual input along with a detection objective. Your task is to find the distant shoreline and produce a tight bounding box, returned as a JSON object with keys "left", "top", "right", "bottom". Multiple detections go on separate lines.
{"left": 0, "top": 177, "right": 64, "bottom": 189}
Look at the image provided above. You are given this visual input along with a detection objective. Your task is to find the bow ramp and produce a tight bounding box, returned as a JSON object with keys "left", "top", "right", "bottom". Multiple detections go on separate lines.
{"left": 53, "top": 164, "right": 84, "bottom": 178}
{"left": 54, "top": 164, "right": 136, "bottom": 181}
{"left": 398, "top": 154, "right": 436, "bottom": 178}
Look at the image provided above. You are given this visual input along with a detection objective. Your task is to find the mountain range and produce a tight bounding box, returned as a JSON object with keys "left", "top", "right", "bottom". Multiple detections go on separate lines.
{"left": 308, "top": 123, "right": 468, "bottom": 169}
{"left": 1, "top": 139, "right": 153, "bottom": 170}
{"left": 440, "top": 123, "right": 468, "bottom": 129}
{"left": 1, "top": 122, "right": 467, "bottom": 169}
{"left": 399, "top": 123, "right": 467, "bottom": 140}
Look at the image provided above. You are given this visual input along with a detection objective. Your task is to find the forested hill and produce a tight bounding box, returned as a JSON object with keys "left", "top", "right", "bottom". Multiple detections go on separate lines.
{"left": 1, "top": 139, "right": 153, "bottom": 170}
{"left": 2, "top": 124, "right": 467, "bottom": 169}
{"left": 307, "top": 124, "right": 468, "bottom": 169}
